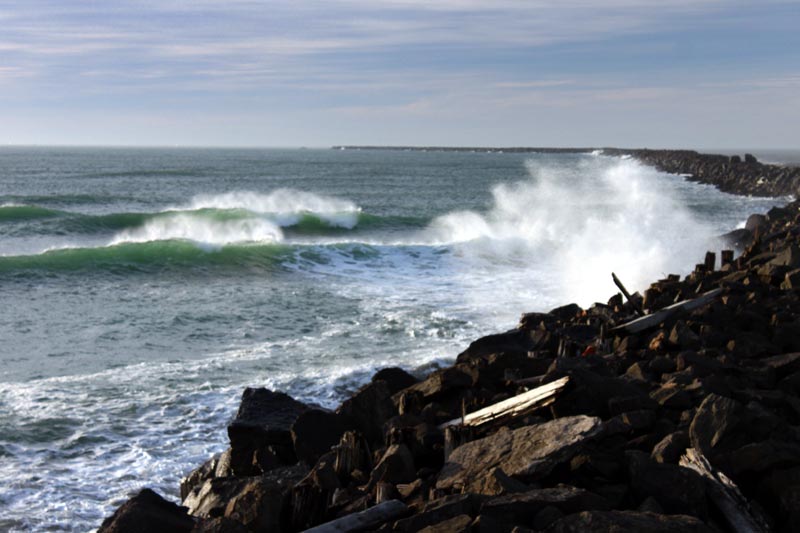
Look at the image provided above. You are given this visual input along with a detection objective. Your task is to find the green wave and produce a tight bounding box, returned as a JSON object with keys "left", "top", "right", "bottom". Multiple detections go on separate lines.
{"left": 1, "top": 205, "right": 429, "bottom": 236}
{"left": 0, "top": 240, "right": 295, "bottom": 274}
{"left": 0, "top": 205, "right": 67, "bottom": 222}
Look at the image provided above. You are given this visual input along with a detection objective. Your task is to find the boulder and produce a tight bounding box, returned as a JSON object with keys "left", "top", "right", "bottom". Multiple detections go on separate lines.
{"left": 227, "top": 389, "right": 309, "bottom": 476}
{"left": 99, "top": 488, "right": 194, "bottom": 533}
{"left": 436, "top": 416, "right": 602, "bottom": 492}
{"left": 372, "top": 367, "right": 419, "bottom": 394}
{"left": 626, "top": 451, "right": 708, "bottom": 518}
{"left": 368, "top": 444, "right": 417, "bottom": 488}
{"left": 689, "top": 394, "right": 751, "bottom": 464}
{"left": 391, "top": 494, "right": 484, "bottom": 532}
{"left": 191, "top": 517, "right": 248, "bottom": 533}
{"left": 183, "top": 465, "right": 307, "bottom": 519}
{"left": 456, "top": 329, "right": 536, "bottom": 362}
{"left": 650, "top": 431, "right": 689, "bottom": 464}
{"left": 291, "top": 409, "right": 350, "bottom": 466}
{"left": 337, "top": 380, "right": 396, "bottom": 446}
{"left": 480, "top": 486, "right": 611, "bottom": 525}
{"left": 223, "top": 475, "right": 294, "bottom": 532}
{"left": 546, "top": 510, "right": 714, "bottom": 532}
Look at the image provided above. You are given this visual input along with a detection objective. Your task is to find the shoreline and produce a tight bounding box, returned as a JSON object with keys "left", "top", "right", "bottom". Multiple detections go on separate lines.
{"left": 100, "top": 150, "right": 800, "bottom": 532}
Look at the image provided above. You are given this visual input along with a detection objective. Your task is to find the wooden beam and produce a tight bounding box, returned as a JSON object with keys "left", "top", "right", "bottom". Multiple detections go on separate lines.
{"left": 439, "top": 376, "right": 570, "bottom": 429}
{"left": 302, "top": 500, "right": 408, "bottom": 533}
{"left": 679, "top": 448, "right": 769, "bottom": 533}
{"left": 611, "top": 288, "right": 723, "bottom": 334}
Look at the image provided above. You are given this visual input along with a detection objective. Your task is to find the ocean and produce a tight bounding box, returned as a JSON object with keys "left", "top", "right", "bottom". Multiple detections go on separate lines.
{"left": 0, "top": 147, "right": 789, "bottom": 531}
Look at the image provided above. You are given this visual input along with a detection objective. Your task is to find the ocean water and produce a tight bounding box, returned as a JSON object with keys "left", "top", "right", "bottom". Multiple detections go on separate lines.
{"left": 0, "top": 147, "right": 787, "bottom": 531}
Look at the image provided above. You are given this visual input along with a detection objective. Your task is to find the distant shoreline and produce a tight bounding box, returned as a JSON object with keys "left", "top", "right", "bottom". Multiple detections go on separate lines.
{"left": 334, "top": 146, "right": 800, "bottom": 197}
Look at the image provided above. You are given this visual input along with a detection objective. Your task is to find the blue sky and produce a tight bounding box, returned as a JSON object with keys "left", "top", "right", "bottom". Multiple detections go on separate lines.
{"left": 1, "top": 0, "right": 798, "bottom": 148}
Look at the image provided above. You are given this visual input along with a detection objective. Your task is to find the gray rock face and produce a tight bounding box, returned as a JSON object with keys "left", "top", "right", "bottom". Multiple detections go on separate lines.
{"left": 546, "top": 510, "right": 714, "bottom": 532}
{"left": 436, "top": 415, "right": 603, "bottom": 492}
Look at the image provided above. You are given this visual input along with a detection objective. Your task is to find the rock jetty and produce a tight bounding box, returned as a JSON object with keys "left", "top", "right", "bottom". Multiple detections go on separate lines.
{"left": 100, "top": 150, "right": 800, "bottom": 532}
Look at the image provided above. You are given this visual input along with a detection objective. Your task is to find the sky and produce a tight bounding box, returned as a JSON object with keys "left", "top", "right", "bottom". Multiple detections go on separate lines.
{"left": 0, "top": 0, "right": 798, "bottom": 148}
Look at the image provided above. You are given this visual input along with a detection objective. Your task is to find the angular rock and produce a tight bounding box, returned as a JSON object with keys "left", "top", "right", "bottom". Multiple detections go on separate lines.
{"left": 99, "top": 488, "right": 194, "bottom": 533}
{"left": 372, "top": 367, "right": 419, "bottom": 394}
{"left": 227, "top": 389, "right": 309, "bottom": 475}
{"left": 547, "top": 510, "right": 714, "bottom": 532}
{"left": 368, "top": 444, "right": 416, "bottom": 488}
{"left": 223, "top": 476, "right": 294, "bottom": 532}
{"left": 291, "top": 409, "right": 350, "bottom": 466}
{"left": 436, "top": 416, "right": 603, "bottom": 492}
{"left": 191, "top": 517, "right": 248, "bottom": 533}
{"left": 183, "top": 465, "right": 307, "bottom": 519}
{"left": 627, "top": 451, "right": 708, "bottom": 518}
{"left": 337, "top": 380, "right": 396, "bottom": 446}
{"left": 689, "top": 394, "right": 750, "bottom": 463}
{"left": 650, "top": 431, "right": 689, "bottom": 464}
{"left": 391, "top": 494, "right": 483, "bottom": 532}
{"left": 480, "top": 486, "right": 611, "bottom": 525}
{"left": 650, "top": 382, "right": 693, "bottom": 410}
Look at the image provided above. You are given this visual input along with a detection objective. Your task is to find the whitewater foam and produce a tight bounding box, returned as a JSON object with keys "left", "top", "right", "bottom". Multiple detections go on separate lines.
{"left": 184, "top": 190, "right": 362, "bottom": 229}
{"left": 109, "top": 213, "right": 284, "bottom": 246}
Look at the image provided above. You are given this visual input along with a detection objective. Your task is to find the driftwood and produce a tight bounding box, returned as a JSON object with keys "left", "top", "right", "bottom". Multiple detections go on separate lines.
{"left": 612, "top": 272, "right": 643, "bottom": 316}
{"left": 302, "top": 499, "right": 408, "bottom": 533}
{"left": 439, "top": 376, "right": 570, "bottom": 429}
{"left": 611, "top": 288, "right": 723, "bottom": 334}
{"left": 679, "top": 448, "right": 770, "bottom": 533}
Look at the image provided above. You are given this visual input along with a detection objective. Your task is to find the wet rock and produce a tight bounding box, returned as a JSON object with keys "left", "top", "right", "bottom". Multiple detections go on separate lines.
{"left": 746, "top": 213, "right": 768, "bottom": 233}
{"left": 436, "top": 416, "right": 602, "bottom": 492}
{"left": 99, "top": 488, "right": 194, "bottom": 533}
{"left": 182, "top": 454, "right": 222, "bottom": 501}
{"left": 337, "top": 380, "right": 396, "bottom": 446}
{"left": 373, "top": 367, "right": 419, "bottom": 394}
{"left": 457, "top": 329, "right": 536, "bottom": 362}
{"left": 291, "top": 409, "right": 350, "bottom": 467}
{"left": 400, "top": 365, "right": 476, "bottom": 401}
{"left": 227, "top": 389, "right": 309, "bottom": 476}
{"left": 547, "top": 510, "right": 714, "bottom": 532}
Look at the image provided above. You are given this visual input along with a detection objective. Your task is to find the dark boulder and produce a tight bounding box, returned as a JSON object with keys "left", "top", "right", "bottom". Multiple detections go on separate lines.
{"left": 626, "top": 451, "right": 708, "bottom": 518}
{"left": 337, "top": 380, "right": 396, "bottom": 446}
{"left": 227, "top": 389, "right": 309, "bottom": 476}
{"left": 480, "top": 486, "right": 611, "bottom": 526}
{"left": 99, "top": 488, "right": 194, "bottom": 533}
{"left": 291, "top": 409, "right": 350, "bottom": 467}
{"left": 372, "top": 367, "right": 419, "bottom": 393}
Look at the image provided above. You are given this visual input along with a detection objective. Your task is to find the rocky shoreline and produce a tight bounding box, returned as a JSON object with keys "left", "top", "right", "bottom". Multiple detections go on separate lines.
{"left": 100, "top": 150, "right": 800, "bottom": 532}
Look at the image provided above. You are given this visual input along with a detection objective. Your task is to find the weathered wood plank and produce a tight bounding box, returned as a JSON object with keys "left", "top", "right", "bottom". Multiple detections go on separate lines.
{"left": 679, "top": 448, "right": 770, "bottom": 533}
{"left": 302, "top": 499, "right": 408, "bottom": 533}
{"left": 439, "top": 376, "right": 570, "bottom": 429}
{"left": 611, "top": 288, "right": 723, "bottom": 334}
